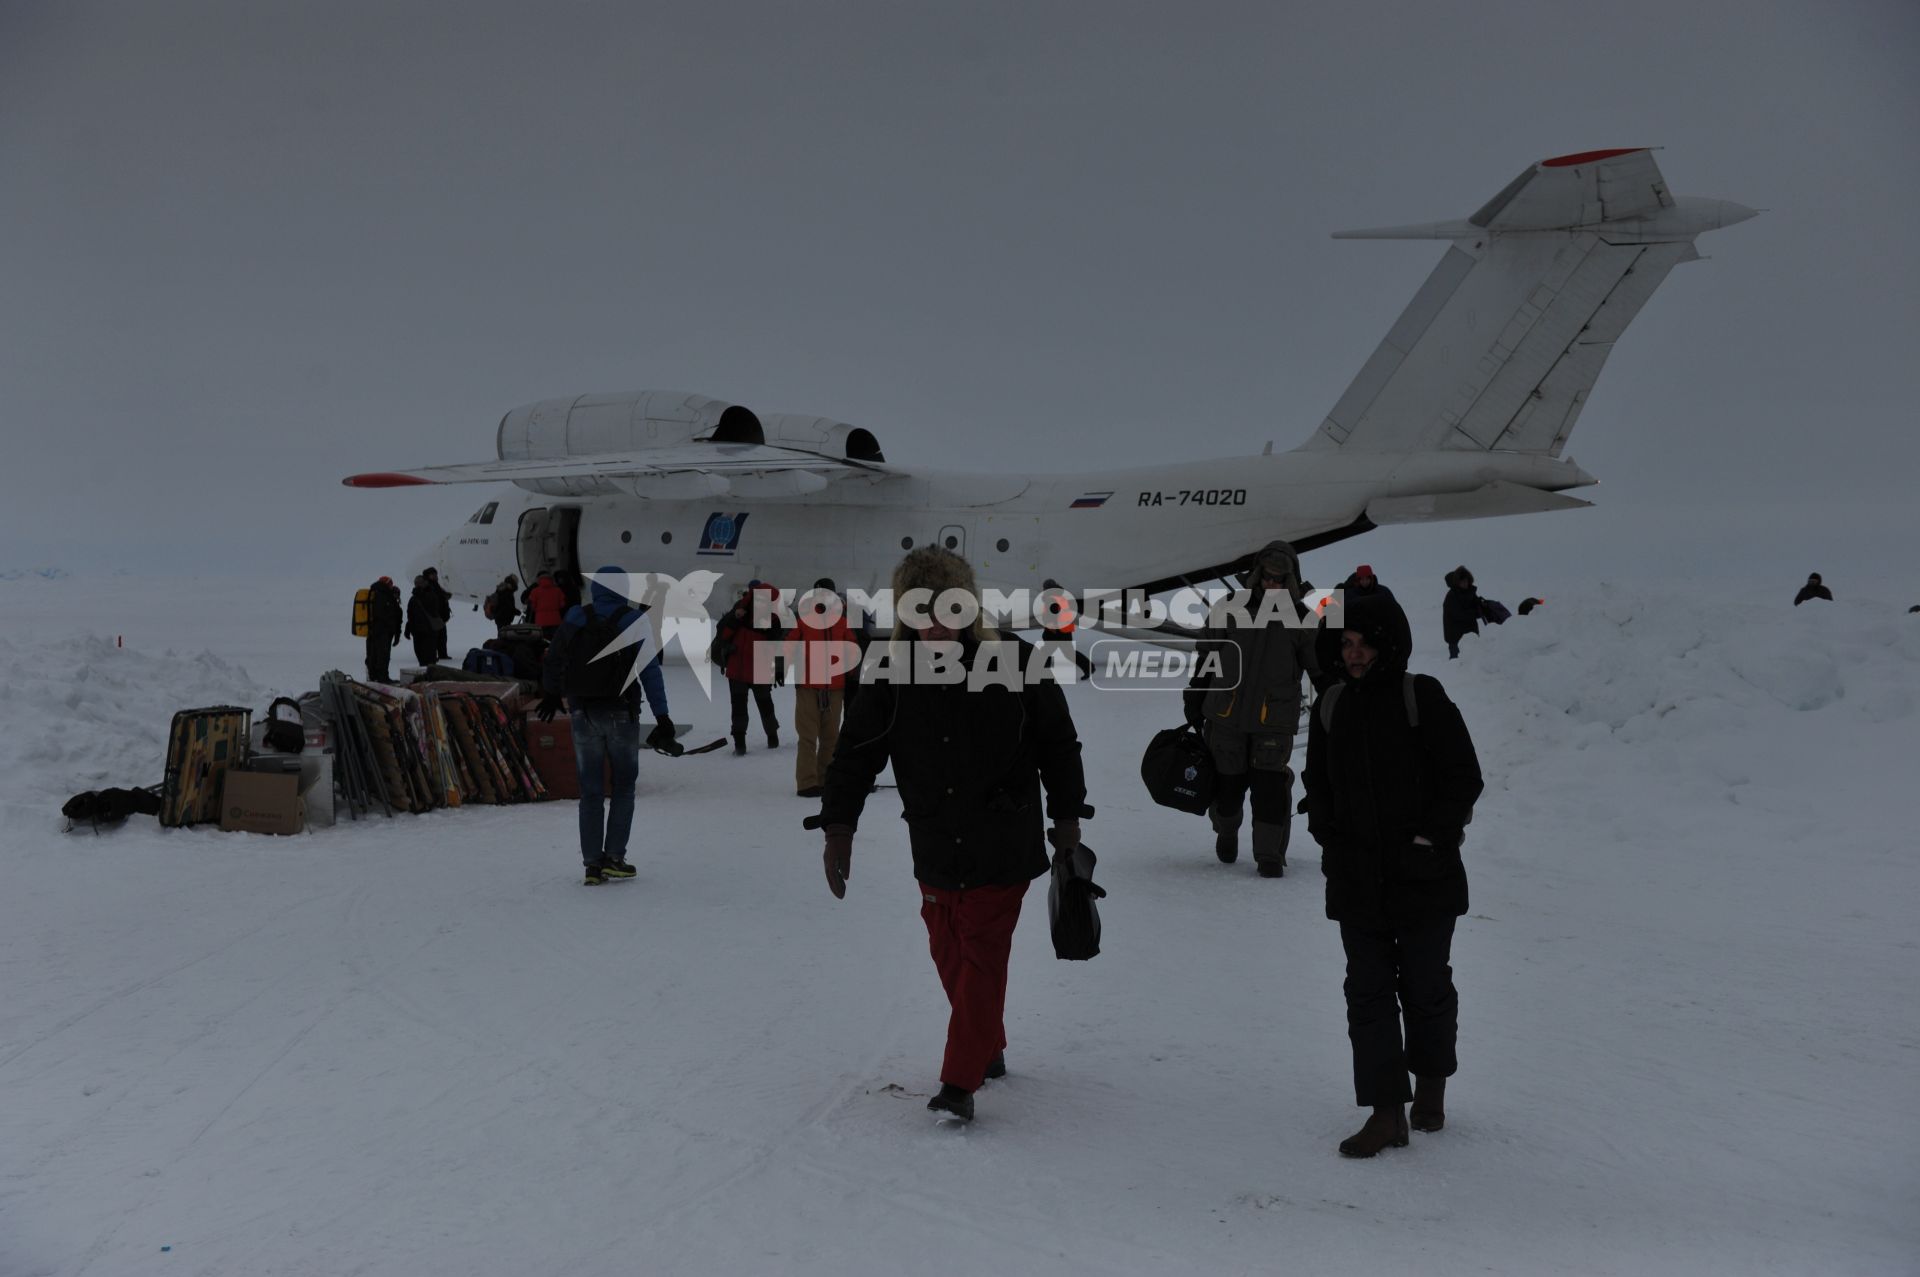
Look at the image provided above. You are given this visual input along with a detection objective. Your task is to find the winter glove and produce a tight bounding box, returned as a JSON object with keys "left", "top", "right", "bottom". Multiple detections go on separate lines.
{"left": 1047, "top": 820, "right": 1082, "bottom": 858}
{"left": 1183, "top": 689, "right": 1206, "bottom": 730}
{"left": 391, "top": 635, "right": 400, "bottom": 648}
{"left": 403, "top": 626, "right": 412, "bottom": 640}
{"left": 774, "top": 658, "right": 788, "bottom": 688}
{"left": 647, "top": 717, "right": 685, "bottom": 757}
{"left": 535, "top": 693, "right": 564, "bottom": 723}
{"left": 823, "top": 824, "right": 854, "bottom": 899}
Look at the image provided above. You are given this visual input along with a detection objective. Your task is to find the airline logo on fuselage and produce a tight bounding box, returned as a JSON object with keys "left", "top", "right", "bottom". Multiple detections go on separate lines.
{"left": 698, "top": 512, "right": 750, "bottom": 556}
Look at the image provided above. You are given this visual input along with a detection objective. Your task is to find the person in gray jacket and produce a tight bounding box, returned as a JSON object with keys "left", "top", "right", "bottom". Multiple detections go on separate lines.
{"left": 1185, "top": 540, "right": 1325, "bottom": 877}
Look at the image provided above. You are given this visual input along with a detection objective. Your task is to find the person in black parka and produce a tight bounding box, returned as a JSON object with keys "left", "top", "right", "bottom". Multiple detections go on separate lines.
{"left": 1305, "top": 592, "right": 1484, "bottom": 1158}
{"left": 819, "top": 546, "right": 1087, "bottom": 1124}
{"left": 1792, "top": 573, "right": 1833, "bottom": 606}
{"left": 364, "top": 576, "right": 403, "bottom": 682}
{"left": 1441, "top": 567, "right": 1481, "bottom": 659}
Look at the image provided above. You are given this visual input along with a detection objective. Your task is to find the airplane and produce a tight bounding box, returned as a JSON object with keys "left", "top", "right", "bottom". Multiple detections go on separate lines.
{"left": 347, "top": 148, "right": 1754, "bottom": 630}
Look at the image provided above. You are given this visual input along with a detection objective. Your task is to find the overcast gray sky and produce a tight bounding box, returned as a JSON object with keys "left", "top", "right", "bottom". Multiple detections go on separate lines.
{"left": 3, "top": 0, "right": 1915, "bottom": 600}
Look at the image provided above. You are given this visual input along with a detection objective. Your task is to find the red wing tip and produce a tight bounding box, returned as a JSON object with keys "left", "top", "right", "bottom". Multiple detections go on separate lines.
{"left": 1541, "top": 147, "right": 1647, "bottom": 168}
{"left": 343, "top": 472, "right": 434, "bottom": 488}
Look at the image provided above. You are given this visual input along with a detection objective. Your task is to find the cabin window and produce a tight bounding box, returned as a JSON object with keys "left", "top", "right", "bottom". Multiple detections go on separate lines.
{"left": 901, "top": 536, "right": 914, "bottom": 550}
{"left": 621, "top": 530, "right": 632, "bottom": 543}
{"left": 996, "top": 538, "right": 1009, "bottom": 552}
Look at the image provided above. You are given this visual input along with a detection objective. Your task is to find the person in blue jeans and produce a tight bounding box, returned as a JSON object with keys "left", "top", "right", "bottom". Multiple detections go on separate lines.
{"left": 538, "top": 566, "right": 681, "bottom": 884}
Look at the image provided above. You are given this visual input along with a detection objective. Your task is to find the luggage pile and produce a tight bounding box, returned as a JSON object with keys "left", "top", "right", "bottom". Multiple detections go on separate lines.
{"left": 317, "top": 672, "right": 546, "bottom": 818}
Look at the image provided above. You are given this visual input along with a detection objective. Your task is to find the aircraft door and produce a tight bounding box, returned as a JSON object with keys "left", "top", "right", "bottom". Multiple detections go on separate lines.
{"left": 937, "top": 524, "right": 968, "bottom": 558}
{"left": 517, "top": 506, "right": 582, "bottom": 583}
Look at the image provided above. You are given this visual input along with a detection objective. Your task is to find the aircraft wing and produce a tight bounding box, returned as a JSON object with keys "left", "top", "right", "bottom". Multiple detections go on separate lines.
{"left": 344, "top": 443, "right": 891, "bottom": 500}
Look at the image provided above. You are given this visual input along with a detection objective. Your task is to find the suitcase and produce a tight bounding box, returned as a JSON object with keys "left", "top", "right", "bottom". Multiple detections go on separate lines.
{"left": 160, "top": 706, "right": 253, "bottom": 827}
{"left": 522, "top": 714, "right": 611, "bottom": 802}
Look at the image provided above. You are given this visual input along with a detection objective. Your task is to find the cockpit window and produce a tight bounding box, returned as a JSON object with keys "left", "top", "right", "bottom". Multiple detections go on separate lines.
{"left": 471, "top": 502, "right": 499, "bottom": 525}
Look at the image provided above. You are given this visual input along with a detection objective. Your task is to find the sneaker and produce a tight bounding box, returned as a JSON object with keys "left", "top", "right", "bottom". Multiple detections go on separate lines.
{"left": 583, "top": 866, "right": 608, "bottom": 886}
{"left": 984, "top": 1052, "right": 1007, "bottom": 1080}
{"left": 927, "top": 1083, "right": 974, "bottom": 1122}
{"left": 603, "top": 860, "right": 637, "bottom": 879}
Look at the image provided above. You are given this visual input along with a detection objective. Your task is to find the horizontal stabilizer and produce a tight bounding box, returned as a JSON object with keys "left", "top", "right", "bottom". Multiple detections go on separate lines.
{"left": 1367, "top": 481, "right": 1592, "bottom": 526}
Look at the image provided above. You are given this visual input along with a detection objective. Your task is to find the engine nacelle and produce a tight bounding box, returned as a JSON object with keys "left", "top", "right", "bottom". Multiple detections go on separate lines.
{"left": 761, "top": 414, "right": 887, "bottom": 464}
{"left": 492, "top": 391, "right": 767, "bottom": 496}
{"left": 488, "top": 392, "right": 883, "bottom": 497}
{"left": 496, "top": 391, "right": 766, "bottom": 463}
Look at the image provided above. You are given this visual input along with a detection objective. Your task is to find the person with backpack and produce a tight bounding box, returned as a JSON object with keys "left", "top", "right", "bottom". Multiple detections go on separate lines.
{"left": 1304, "top": 592, "right": 1484, "bottom": 1158}
{"left": 787, "top": 577, "right": 853, "bottom": 798}
{"left": 485, "top": 575, "right": 520, "bottom": 631}
{"left": 524, "top": 571, "right": 568, "bottom": 637}
{"left": 818, "top": 546, "right": 1088, "bottom": 1123}
{"left": 364, "top": 576, "right": 403, "bottom": 682}
{"left": 537, "top": 566, "right": 681, "bottom": 886}
{"left": 1442, "top": 567, "right": 1482, "bottom": 659}
{"left": 1184, "top": 540, "right": 1325, "bottom": 878}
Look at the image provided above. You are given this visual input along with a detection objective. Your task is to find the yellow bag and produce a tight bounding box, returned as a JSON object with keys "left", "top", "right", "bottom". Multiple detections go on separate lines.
{"left": 352, "top": 588, "right": 371, "bottom": 637}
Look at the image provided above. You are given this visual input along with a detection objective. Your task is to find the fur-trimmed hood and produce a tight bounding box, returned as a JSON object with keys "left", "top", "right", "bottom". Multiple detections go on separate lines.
{"left": 889, "top": 546, "right": 996, "bottom": 642}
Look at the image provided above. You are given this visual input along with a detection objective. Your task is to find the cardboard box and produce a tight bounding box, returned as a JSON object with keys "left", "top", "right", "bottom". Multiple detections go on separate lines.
{"left": 220, "top": 771, "right": 306, "bottom": 835}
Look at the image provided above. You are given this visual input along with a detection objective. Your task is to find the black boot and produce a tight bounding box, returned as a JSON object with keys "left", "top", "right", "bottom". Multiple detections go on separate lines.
{"left": 984, "top": 1052, "right": 1006, "bottom": 1080}
{"left": 767, "top": 728, "right": 780, "bottom": 749}
{"left": 732, "top": 735, "right": 746, "bottom": 756}
{"left": 1253, "top": 820, "right": 1288, "bottom": 878}
{"left": 1411, "top": 1076, "right": 1446, "bottom": 1132}
{"left": 1338, "top": 1104, "right": 1409, "bottom": 1158}
{"left": 928, "top": 1083, "right": 974, "bottom": 1122}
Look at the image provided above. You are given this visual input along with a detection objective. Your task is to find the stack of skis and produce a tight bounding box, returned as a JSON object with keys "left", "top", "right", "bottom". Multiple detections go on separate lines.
{"left": 317, "top": 672, "right": 547, "bottom": 819}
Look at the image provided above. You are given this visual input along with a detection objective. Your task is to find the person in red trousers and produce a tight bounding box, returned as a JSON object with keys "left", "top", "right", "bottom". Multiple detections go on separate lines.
{"left": 818, "top": 547, "right": 1087, "bottom": 1122}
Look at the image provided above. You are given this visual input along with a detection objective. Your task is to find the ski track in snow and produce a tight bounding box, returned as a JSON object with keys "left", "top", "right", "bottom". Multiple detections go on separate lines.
{"left": 1, "top": 575, "right": 1916, "bottom": 1275}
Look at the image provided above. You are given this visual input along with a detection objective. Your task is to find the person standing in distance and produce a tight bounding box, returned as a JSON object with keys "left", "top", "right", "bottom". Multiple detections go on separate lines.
{"left": 818, "top": 547, "right": 1087, "bottom": 1123}
{"left": 364, "top": 575, "right": 403, "bottom": 683}
{"left": 1304, "top": 592, "right": 1483, "bottom": 1158}
{"left": 538, "top": 567, "right": 679, "bottom": 886}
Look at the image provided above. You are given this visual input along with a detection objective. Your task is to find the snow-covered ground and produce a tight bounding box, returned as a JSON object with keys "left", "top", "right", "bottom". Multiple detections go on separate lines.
{"left": 2, "top": 573, "right": 1916, "bottom": 1276}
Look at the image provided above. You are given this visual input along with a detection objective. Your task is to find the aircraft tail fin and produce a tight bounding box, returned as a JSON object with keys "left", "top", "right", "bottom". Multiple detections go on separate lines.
{"left": 1304, "top": 149, "right": 1755, "bottom": 456}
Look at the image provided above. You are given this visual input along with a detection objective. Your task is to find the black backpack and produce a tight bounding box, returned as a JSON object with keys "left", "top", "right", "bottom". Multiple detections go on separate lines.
{"left": 262, "top": 697, "right": 306, "bottom": 753}
{"left": 564, "top": 606, "right": 637, "bottom": 701}
{"left": 1140, "top": 724, "right": 1216, "bottom": 815}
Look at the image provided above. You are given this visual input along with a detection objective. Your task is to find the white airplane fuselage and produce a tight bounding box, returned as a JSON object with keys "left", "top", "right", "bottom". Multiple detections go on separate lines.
{"left": 428, "top": 447, "right": 1594, "bottom": 605}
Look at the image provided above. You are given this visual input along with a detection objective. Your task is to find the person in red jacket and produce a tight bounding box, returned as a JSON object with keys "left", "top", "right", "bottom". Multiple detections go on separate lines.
{"left": 524, "top": 571, "right": 569, "bottom": 637}
{"left": 711, "top": 581, "right": 785, "bottom": 754}
{"left": 787, "top": 578, "right": 854, "bottom": 797}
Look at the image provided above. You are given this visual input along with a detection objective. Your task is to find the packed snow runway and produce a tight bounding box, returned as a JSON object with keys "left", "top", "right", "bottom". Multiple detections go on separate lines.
{"left": 2, "top": 575, "right": 1915, "bottom": 1275}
